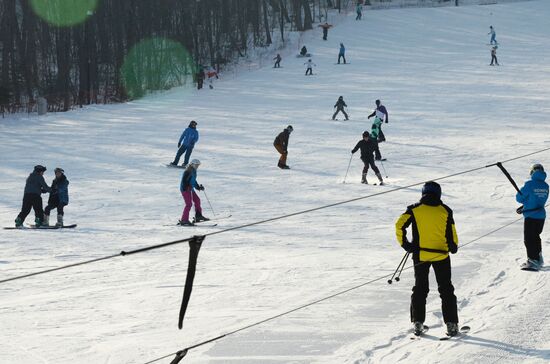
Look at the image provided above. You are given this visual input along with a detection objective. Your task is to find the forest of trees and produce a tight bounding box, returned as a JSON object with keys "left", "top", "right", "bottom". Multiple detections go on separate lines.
{"left": 0, "top": 0, "right": 352, "bottom": 114}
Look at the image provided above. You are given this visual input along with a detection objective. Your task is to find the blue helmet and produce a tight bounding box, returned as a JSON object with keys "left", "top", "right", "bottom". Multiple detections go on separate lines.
{"left": 422, "top": 181, "right": 441, "bottom": 199}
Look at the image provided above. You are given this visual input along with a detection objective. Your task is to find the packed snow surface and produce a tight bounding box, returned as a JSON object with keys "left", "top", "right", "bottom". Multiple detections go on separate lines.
{"left": 1, "top": 1, "right": 550, "bottom": 363}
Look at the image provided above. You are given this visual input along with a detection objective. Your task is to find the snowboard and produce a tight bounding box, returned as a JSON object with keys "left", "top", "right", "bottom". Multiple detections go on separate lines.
{"left": 334, "top": 63, "right": 351, "bottom": 65}
{"left": 296, "top": 53, "right": 312, "bottom": 58}
{"left": 4, "top": 224, "right": 77, "bottom": 230}
{"left": 440, "top": 325, "right": 470, "bottom": 340}
{"left": 166, "top": 164, "right": 187, "bottom": 169}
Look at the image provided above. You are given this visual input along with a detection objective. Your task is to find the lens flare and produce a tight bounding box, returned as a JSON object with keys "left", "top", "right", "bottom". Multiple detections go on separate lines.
{"left": 30, "top": 0, "right": 98, "bottom": 27}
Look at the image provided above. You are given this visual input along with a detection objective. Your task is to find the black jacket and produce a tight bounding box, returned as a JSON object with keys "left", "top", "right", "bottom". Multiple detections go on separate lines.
{"left": 24, "top": 172, "right": 51, "bottom": 195}
{"left": 334, "top": 98, "right": 347, "bottom": 109}
{"left": 274, "top": 130, "right": 290, "bottom": 150}
{"left": 352, "top": 139, "right": 376, "bottom": 159}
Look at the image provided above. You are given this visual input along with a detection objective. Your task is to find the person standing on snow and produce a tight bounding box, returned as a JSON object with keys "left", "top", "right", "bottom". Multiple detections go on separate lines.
{"left": 206, "top": 66, "right": 219, "bottom": 89}
{"left": 516, "top": 164, "right": 548, "bottom": 271}
{"left": 395, "top": 181, "right": 460, "bottom": 337}
{"left": 196, "top": 66, "right": 205, "bottom": 90}
{"left": 490, "top": 46, "right": 499, "bottom": 66}
{"left": 338, "top": 43, "right": 346, "bottom": 64}
{"left": 319, "top": 22, "right": 333, "bottom": 41}
{"left": 488, "top": 26, "right": 497, "bottom": 45}
{"left": 304, "top": 59, "right": 316, "bottom": 76}
{"left": 15, "top": 165, "right": 51, "bottom": 228}
{"left": 356, "top": 3, "right": 363, "bottom": 20}
{"left": 367, "top": 99, "right": 389, "bottom": 160}
{"left": 179, "top": 159, "right": 209, "bottom": 226}
{"left": 171, "top": 120, "right": 199, "bottom": 167}
{"left": 273, "top": 53, "right": 282, "bottom": 68}
{"left": 351, "top": 131, "right": 384, "bottom": 185}
{"left": 44, "top": 167, "right": 69, "bottom": 227}
{"left": 332, "top": 96, "right": 349, "bottom": 120}
{"left": 273, "top": 125, "right": 293, "bottom": 169}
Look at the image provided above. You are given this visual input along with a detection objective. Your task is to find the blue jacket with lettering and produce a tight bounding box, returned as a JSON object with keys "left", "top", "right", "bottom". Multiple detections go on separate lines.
{"left": 516, "top": 170, "right": 549, "bottom": 219}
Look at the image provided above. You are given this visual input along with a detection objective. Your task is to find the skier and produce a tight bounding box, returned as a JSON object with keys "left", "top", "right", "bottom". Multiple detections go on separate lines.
{"left": 395, "top": 181, "right": 460, "bottom": 337}
{"left": 14, "top": 165, "right": 51, "bottom": 228}
{"left": 304, "top": 59, "right": 316, "bottom": 76}
{"left": 332, "top": 96, "right": 349, "bottom": 120}
{"left": 206, "top": 66, "right": 218, "bottom": 89}
{"left": 516, "top": 163, "right": 548, "bottom": 270}
{"left": 179, "top": 159, "right": 209, "bottom": 226}
{"left": 490, "top": 46, "right": 499, "bottom": 66}
{"left": 488, "top": 26, "right": 497, "bottom": 45}
{"left": 356, "top": 2, "right": 363, "bottom": 20}
{"left": 338, "top": 43, "right": 346, "bottom": 64}
{"left": 273, "top": 53, "right": 282, "bottom": 68}
{"left": 196, "top": 66, "right": 205, "bottom": 90}
{"left": 351, "top": 131, "right": 384, "bottom": 185}
{"left": 318, "top": 22, "right": 333, "bottom": 41}
{"left": 44, "top": 167, "right": 69, "bottom": 227}
{"left": 170, "top": 120, "right": 199, "bottom": 167}
{"left": 300, "top": 46, "right": 308, "bottom": 57}
{"left": 273, "top": 125, "right": 293, "bottom": 169}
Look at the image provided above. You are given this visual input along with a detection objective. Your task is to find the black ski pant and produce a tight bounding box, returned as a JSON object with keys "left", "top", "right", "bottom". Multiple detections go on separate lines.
{"left": 323, "top": 29, "right": 328, "bottom": 40}
{"left": 17, "top": 193, "right": 44, "bottom": 222}
{"left": 411, "top": 257, "right": 458, "bottom": 324}
{"left": 378, "top": 125, "right": 386, "bottom": 142}
{"left": 197, "top": 78, "right": 203, "bottom": 89}
{"left": 490, "top": 55, "right": 499, "bottom": 65}
{"left": 356, "top": 12, "right": 362, "bottom": 20}
{"left": 361, "top": 156, "right": 380, "bottom": 175}
{"left": 45, "top": 195, "right": 65, "bottom": 216}
{"left": 373, "top": 139, "right": 382, "bottom": 160}
{"left": 338, "top": 54, "right": 346, "bottom": 64}
{"left": 332, "top": 107, "right": 348, "bottom": 120}
{"left": 274, "top": 61, "right": 281, "bottom": 68}
{"left": 305, "top": 67, "right": 313, "bottom": 75}
{"left": 524, "top": 218, "right": 544, "bottom": 260}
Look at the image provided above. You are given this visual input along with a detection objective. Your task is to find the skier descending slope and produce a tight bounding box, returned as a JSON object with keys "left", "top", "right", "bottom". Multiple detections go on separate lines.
{"left": 351, "top": 131, "right": 383, "bottom": 185}
{"left": 516, "top": 164, "right": 548, "bottom": 271}
{"left": 395, "top": 182, "right": 460, "bottom": 337}
{"left": 332, "top": 96, "right": 349, "bottom": 120}
{"left": 304, "top": 59, "right": 316, "bottom": 76}
{"left": 14, "top": 165, "right": 51, "bottom": 228}
{"left": 170, "top": 120, "right": 199, "bottom": 167}
{"left": 44, "top": 167, "right": 69, "bottom": 227}
{"left": 179, "top": 159, "right": 209, "bottom": 226}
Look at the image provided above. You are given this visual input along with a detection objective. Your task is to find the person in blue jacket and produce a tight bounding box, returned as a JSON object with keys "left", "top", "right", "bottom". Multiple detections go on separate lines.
{"left": 338, "top": 43, "right": 346, "bottom": 64}
{"left": 516, "top": 163, "right": 548, "bottom": 270}
{"left": 179, "top": 159, "right": 209, "bottom": 226}
{"left": 44, "top": 167, "right": 69, "bottom": 227}
{"left": 170, "top": 120, "right": 199, "bottom": 167}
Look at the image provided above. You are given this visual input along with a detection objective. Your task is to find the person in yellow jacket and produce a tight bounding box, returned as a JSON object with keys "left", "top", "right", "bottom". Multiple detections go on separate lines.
{"left": 395, "top": 181, "right": 460, "bottom": 336}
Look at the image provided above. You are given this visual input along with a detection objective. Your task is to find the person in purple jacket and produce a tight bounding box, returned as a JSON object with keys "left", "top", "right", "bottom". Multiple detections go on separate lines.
{"left": 367, "top": 99, "right": 389, "bottom": 143}
{"left": 170, "top": 120, "right": 199, "bottom": 167}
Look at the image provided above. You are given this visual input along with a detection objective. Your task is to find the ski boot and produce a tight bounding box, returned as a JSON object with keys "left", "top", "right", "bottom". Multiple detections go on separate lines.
{"left": 194, "top": 213, "right": 210, "bottom": 223}
{"left": 178, "top": 219, "right": 194, "bottom": 226}
{"left": 413, "top": 322, "right": 424, "bottom": 336}
{"left": 446, "top": 322, "right": 459, "bottom": 337}
{"left": 56, "top": 214, "right": 63, "bottom": 227}
{"left": 169, "top": 161, "right": 177, "bottom": 166}
{"left": 376, "top": 172, "right": 385, "bottom": 186}
{"left": 43, "top": 214, "right": 50, "bottom": 227}
{"left": 34, "top": 217, "right": 43, "bottom": 228}
{"left": 15, "top": 217, "right": 23, "bottom": 228}
{"left": 361, "top": 174, "right": 368, "bottom": 184}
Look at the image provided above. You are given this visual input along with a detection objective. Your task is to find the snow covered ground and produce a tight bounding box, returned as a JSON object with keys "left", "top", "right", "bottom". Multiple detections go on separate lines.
{"left": 1, "top": 1, "right": 550, "bottom": 363}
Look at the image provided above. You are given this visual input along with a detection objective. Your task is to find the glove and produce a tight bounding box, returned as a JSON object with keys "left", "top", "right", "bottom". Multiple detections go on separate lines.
{"left": 402, "top": 242, "right": 417, "bottom": 253}
{"left": 178, "top": 143, "right": 181, "bottom": 148}
{"left": 351, "top": 150, "right": 354, "bottom": 154}
{"left": 385, "top": 120, "right": 388, "bottom": 124}
{"left": 197, "top": 184, "right": 205, "bottom": 191}
{"left": 516, "top": 205, "right": 524, "bottom": 214}
{"left": 448, "top": 243, "right": 458, "bottom": 254}
{"left": 367, "top": 115, "right": 372, "bottom": 119}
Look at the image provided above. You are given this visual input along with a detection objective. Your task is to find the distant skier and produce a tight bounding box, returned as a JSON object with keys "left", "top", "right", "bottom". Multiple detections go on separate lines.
{"left": 170, "top": 120, "right": 199, "bottom": 167}
{"left": 395, "top": 181, "right": 460, "bottom": 337}
{"left": 206, "top": 66, "right": 218, "bottom": 89}
{"left": 304, "top": 59, "right": 316, "bottom": 76}
{"left": 273, "top": 53, "right": 282, "bottom": 68}
{"left": 319, "top": 22, "right": 333, "bottom": 41}
{"left": 490, "top": 46, "right": 499, "bottom": 66}
{"left": 14, "top": 165, "right": 51, "bottom": 228}
{"left": 300, "top": 46, "right": 308, "bottom": 57}
{"left": 351, "top": 131, "right": 384, "bottom": 185}
{"left": 44, "top": 167, "right": 69, "bottom": 227}
{"left": 273, "top": 125, "right": 293, "bottom": 169}
{"left": 356, "top": 3, "right": 363, "bottom": 20}
{"left": 488, "top": 26, "right": 497, "bottom": 45}
{"left": 179, "top": 159, "right": 209, "bottom": 226}
{"left": 338, "top": 43, "right": 346, "bottom": 64}
{"left": 516, "top": 164, "right": 548, "bottom": 271}
{"left": 332, "top": 96, "right": 349, "bottom": 120}
{"left": 196, "top": 66, "right": 205, "bottom": 90}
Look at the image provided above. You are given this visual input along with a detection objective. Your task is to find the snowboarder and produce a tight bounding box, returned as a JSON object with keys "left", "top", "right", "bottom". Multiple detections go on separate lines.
{"left": 273, "top": 125, "right": 293, "bottom": 169}
{"left": 206, "top": 66, "right": 218, "bottom": 89}
{"left": 490, "top": 46, "right": 499, "bottom": 66}
{"left": 170, "top": 120, "right": 199, "bottom": 167}
{"left": 356, "top": 3, "right": 363, "bottom": 20}
{"left": 332, "top": 96, "right": 349, "bottom": 120}
{"left": 351, "top": 131, "right": 384, "bottom": 185}
{"left": 319, "top": 22, "right": 332, "bottom": 41}
{"left": 304, "top": 59, "right": 316, "bottom": 76}
{"left": 44, "top": 167, "right": 69, "bottom": 227}
{"left": 367, "top": 99, "right": 389, "bottom": 143}
{"left": 14, "top": 165, "right": 51, "bottom": 228}
{"left": 196, "top": 66, "right": 205, "bottom": 90}
{"left": 273, "top": 54, "right": 282, "bottom": 68}
{"left": 488, "top": 26, "right": 497, "bottom": 45}
{"left": 516, "top": 163, "right": 548, "bottom": 270}
{"left": 395, "top": 181, "right": 460, "bottom": 337}
{"left": 338, "top": 43, "right": 346, "bottom": 64}
{"left": 179, "top": 159, "right": 209, "bottom": 226}
{"left": 300, "top": 46, "right": 308, "bottom": 57}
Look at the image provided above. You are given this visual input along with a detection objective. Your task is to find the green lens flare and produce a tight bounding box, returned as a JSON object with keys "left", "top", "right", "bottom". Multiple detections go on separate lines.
{"left": 30, "top": 0, "right": 98, "bottom": 27}
{"left": 121, "top": 38, "right": 196, "bottom": 100}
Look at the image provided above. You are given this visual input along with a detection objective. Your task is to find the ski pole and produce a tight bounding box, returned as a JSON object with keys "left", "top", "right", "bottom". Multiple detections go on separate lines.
{"left": 380, "top": 159, "right": 388, "bottom": 178}
{"left": 388, "top": 252, "right": 409, "bottom": 284}
{"left": 394, "top": 251, "right": 410, "bottom": 282}
{"left": 343, "top": 153, "right": 353, "bottom": 184}
{"left": 202, "top": 190, "right": 216, "bottom": 217}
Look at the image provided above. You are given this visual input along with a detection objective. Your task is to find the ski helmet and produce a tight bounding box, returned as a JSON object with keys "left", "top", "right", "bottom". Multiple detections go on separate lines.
{"left": 190, "top": 159, "right": 201, "bottom": 166}
{"left": 286, "top": 125, "right": 293, "bottom": 133}
{"left": 375, "top": 99, "right": 381, "bottom": 106}
{"left": 362, "top": 131, "right": 370, "bottom": 138}
{"left": 34, "top": 165, "right": 47, "bottom": 173}
{"left": 422, "top": 181, "right": 441, "bottom": 199}
{"left": 189, "top": 120, "right": 197, "bottom": 127}
{"left": 530, "top": 163, "right": 544, "bottom": 176}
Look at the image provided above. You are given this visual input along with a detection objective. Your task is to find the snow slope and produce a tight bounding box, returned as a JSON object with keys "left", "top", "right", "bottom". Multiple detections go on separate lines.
{"left": 1, "top": 1, "right": 550, "bottom": 363}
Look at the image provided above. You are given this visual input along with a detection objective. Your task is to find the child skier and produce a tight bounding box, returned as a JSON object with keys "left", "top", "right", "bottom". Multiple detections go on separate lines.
{"left": 516, "top": 164, "right": 548, "bottom": 271}
{"left": 273, "top": 125, "right": 293, "bottom": 169}
{"left": 273, "top": 54, "right": 282, "bottom": 68}
{"left": 14, "top": 165, "right": 51, "bottom": 228}
{"left": 170, "top": 120, "right": 199, "bottom": 167}
{"left": 338, "top": 43, "right": 346, "bottom": 64}
{"left": 395, "top": 181, "right": 460, "bottom": 337}
{"left": 488, "top": 26, "right": 497, "bottom": 45}
{"left": 351, "top": 131, "right": 384, "bottom": 185}
{"left": 332, "top": 96, "right": 349, "bottom": 120}
{"left": 179, "top": 159, "right": 209, "bottom": 226}
{"left": 490, "top": 46, "right": 499, "bottom": 66}
{"left": 304, "top": 59, "right": 316, "bottom": 76}
{"left": 44, "top": 167, "right": 69, "bottom": 227}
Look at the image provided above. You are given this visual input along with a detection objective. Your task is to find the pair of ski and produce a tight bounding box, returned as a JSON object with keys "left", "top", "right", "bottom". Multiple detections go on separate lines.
{"left": 411, "top": 325, "right": 470, "bottom": 341}
{"left": 4, "top": 224, "right": 77, "bottom": 230}
{"left": 167, "top": 214, "right": 232, "bottom": 228}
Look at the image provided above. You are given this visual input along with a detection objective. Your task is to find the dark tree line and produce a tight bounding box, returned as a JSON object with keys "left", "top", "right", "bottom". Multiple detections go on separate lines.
{"left": 0, "top": 0, "right": 346, "bottom": 114}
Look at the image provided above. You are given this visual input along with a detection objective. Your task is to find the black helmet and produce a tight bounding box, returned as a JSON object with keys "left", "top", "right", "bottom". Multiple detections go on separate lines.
{"left": 54, "top": 167, "right": 65, "bottom": 174}
{"left": 375, "top": 99, "right": 381, "bottom": 106}
{"left": 530, "top": 163, "right": 544, "bottom": 176}
{"left": 286, "top": 125, "right": 293, "bottom": 132}
{"left": 362, "top": 131, "right": 370, "bottom": 138}
{"left": 189, "top": 120, "right": 197, "bottom": 127}
{"left": 422, "top": 181, "right": 441, "bottom": 199}
{"left": 339, "top": 96, "right": 343, "bottom": 99}
{"left": 34, "top": 165, "right": 47, "bottom": 173}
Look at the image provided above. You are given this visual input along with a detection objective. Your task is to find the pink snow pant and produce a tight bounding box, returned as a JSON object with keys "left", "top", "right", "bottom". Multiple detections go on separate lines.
{"left": 181, "top": 190, "right": 202, "bottom": 221}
